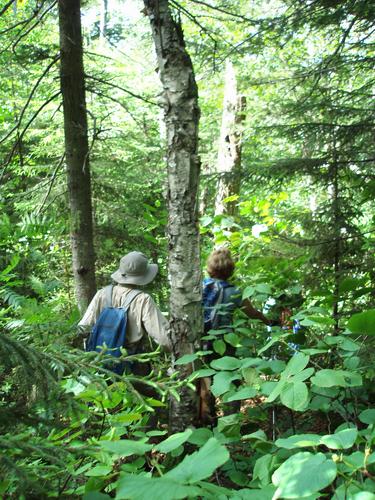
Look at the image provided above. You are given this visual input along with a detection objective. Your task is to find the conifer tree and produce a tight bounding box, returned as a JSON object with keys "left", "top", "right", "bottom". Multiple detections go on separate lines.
{"left": 58, "top": 0, "right": 96, "bottom": 313}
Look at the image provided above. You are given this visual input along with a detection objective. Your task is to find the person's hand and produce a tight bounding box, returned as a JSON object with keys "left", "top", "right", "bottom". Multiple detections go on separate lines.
{"left": 280, "top": 307, "right": 292, "bottom": 328}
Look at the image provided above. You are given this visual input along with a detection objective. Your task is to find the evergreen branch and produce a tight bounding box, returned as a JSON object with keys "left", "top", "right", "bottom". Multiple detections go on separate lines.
{"left": 0, "top": 0, "right": 15, "bottom": 17}
{"left": 170, "top": 0, "right": 219, "bottom": 46}
{"left": 0, "top": 54, "right": 60, "bottom": 146}
{"left": 36, "top": 153, "right": 65, "bottom": 214}
{"left": 85, "top": 74, "right": 161, "bottom": 107}
{"left": 38, "top": 189, "right": 67, "bottom": 214}
{"left": 87, "top": 88, "right": 149, "bottom": 127}
{"left": 0, "top": 91, "right": 61, "bottom": 183}
{"left": 298, "top": 15, "right": 358, "bottom": 104}
{"left": 12, "top": 1, "right": 58, "bottom": 51}
{"left": 273, "top": 228, "right": 375, "bottom": 248}
{"left": 186, "top": 0, "right": 261, "bottom": 24}
{"left": 9, "top": 167, "right": 64, "bottom": 201}
{"left": 0, "top": 13, "right": 35, "bottom": 36}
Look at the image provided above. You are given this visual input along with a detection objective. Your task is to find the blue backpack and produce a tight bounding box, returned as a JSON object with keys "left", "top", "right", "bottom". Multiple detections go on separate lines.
{"left": 85, "top": 285, "right": 142, "bottom": 375}
{"left": 203, "top": 278, "right": 241, "bottom": 332}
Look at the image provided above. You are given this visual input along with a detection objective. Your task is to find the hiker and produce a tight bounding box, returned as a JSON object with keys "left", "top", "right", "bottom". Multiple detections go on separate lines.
{"left": 203, "top": 247, "right": 271, "bottom": 334}
{"left": 78, "top": 251, "right": 171, "bottom": 371}
{"left": 199, "top": 247, "right": 272, "bottom": 424}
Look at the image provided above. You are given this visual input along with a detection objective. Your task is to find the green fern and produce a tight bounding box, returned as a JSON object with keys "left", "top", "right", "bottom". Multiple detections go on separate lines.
{"left": 0, "top": 288, "right": 25, "bottom": 309}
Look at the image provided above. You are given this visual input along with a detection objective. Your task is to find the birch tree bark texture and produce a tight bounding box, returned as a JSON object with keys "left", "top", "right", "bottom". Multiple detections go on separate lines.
{"left": 215, "top": 61, "right": 246, "bottom": 216}
{"left": 143, "top": 0, "right": 202, "bottom": 433}
{"left": 58, "top": 0, "right": 96, "bottom": 313}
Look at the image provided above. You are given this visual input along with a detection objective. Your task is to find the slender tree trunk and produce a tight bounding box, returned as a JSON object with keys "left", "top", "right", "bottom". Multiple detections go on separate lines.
{"left": 100, "top": 0, "right": 109, "bottom": 40}
{"left": 143, "top": 0, "right": 202, "bottom": 433}
{"left": 331, "top": 154, "right": 340, "bottom": 335}
{"left": 58, "top": 0, "right": 96, "bottom": 313}
{"left": 215, "top": 61, "right": 246, "bottom": 216}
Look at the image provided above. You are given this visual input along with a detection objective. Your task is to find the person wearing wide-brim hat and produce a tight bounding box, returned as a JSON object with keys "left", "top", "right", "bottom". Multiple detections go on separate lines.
{"left": 78, "top": 251, "right": 170, "bottom": 351}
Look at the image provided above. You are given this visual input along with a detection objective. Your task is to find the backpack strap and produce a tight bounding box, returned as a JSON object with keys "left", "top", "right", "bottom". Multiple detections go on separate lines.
{"left": 122, "top": 289, "right": 142, "bottom": 311}
{"left": 104, "top": 284, "right": 114, "bottom": 308}
{"left": 210, "top": 282, "right": 225, "bottom": 327}
{"left": 213, "top": 284, "right": 224, "bottom": 310}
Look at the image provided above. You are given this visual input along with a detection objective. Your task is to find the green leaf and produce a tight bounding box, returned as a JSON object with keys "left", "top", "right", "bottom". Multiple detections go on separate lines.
{"left": 83, "top": 493, "right": 112, "bottom": 500}
{"left": 146, "top": 430, "right": 168, "bottom": 437}
{"left": 258, "top": 335, "right": 286, "bottom": 355}
{"left": 241, "top": 430, "right": 268, "bottom": 442}
{"left": 331, "top": 483, "right": 375, "bottom": 500}
{"left": 242, "top": 286, "right": 255, "bottom": 300}
{"left": 166, "top": 438, "right": 229, "bottom": 483}
{"left": 235, "top": 485, "right": 276, "bottom": 499}
{"left": 359, "top": 409, "right": 375, "bottom": 425}
{"left": 253, "top": 454, "right": 274, "bottom": 485}
{"left": 311, "top": 369, "right": 362, "bottom": 388}
{"left": 301, "top": 348, "right": 329, "bottom": 355}
{"left": 200, "top": 215, "right": 213, "bottom": 227}
{"left": 175, "top": 353, "right": 198, "bottom": 365}
{"left": 217, "top": 413, "right": 241, "bottom": 437}
{"left": 189, "top": 368, "right": 216, "bottom": 380}
{"left": 340, "top": 451, "right": 365, "bottom": 472}
{"left": 146, "top": 398, "right": 167, "bottom": 407}
{"left": 344, "top": 356, "right": 360, "bottom": 370}
{"left": 155, "top": 429, "right": 193, "bottom": 453}
{"left": 228, "top": 470, "right": 249, "bottom": 486}
{"left": 272, "top": 452, "right": 337, "bottom": 498}
{"left": 261, "top": 381, "right": 278, "bottom": 397}
{"left": 340, "top": 277, "right": 362, "bottom": 293}
{"left": 255, "top": 283, "right": 272, "bottom": 294}
{"left": 187, "top": 428, "right": 213, "bottom": 446}
{"left": 242, "top": 367, "right": 261, "bottom": 388}
{"left": 227, "top": 387, "right": 257, "bottom": 402}
{"left": 116, "top": 475, "right": 201, "bottom": 500}
{"left": 276, "top": 434, "right": 321, "bottom": 449}
{"left": 224, "top": 332, "right": 241, "bottom": 347}
{"left": 99, "top": 440, "right": 152, "bottom": 457}
{"left": 347, "top": 309, "right": 375, "bottom": 335}
{"left": 280, "top": 381, "right": 309, "bottom": 411}
{"left": 320, "top": 428, "right": 358, "bottom": 449}
{"left": 300, "top": 315, "right": 334, "bottom": 327}
{"left": 211, "top": 371, "right": 240, "bottom": 397}
{"left": 339, "top": 338, "right": 360, "bottom": 351}
{"left": 85, "top": 465, "right": 112, "bottom": 477}
{"left": 113, "top": 413, "right": 142, "bottom": 424}
{"left": 283, "top": 352, "right": 310, "bottom": 377}
{"left": 292, "top": 367, "right": 314, "bottom": 383}
{"left": 213, "top": 339, "right": 226, "bottom": 355}
{"left": 211, "top": 356, "right": 242, "bottom": 371}
{"left": 266, "top": 380, "right": 286, "bottom": 403}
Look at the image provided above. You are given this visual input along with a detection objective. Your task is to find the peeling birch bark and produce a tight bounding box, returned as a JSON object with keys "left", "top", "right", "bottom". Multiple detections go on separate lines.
{"left": 143, "top": 0, "right": 202, "bottom": 432}
{"left": 215, "top": 61, "right": 246, "bottom": 216}
{"left": 58, "top": 0, "right": 96, "bottom": 313}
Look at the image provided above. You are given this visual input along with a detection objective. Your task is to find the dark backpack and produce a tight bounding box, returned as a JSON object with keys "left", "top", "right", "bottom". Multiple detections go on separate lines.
{"left": 85, "top": 285, "right": 142, "bottom": 375}
{"left": 202, "top": 278, "right": 241, "bottom": 333}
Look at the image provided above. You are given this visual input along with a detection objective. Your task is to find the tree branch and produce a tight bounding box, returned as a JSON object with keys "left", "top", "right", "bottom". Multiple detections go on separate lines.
{"left": 0, "top": 0, "right": 15, "bottom": 17}
{"left": 37, "top": 154, "right": 65, "bottom": 214}
{"left": 85, "top": 74, "right": 161, "bottom": 107}
{"left": 0, "top": 54, "right": 60, "bottom": 146}
{"left": 1, "top": 91, "right": 61, "bottom": 183}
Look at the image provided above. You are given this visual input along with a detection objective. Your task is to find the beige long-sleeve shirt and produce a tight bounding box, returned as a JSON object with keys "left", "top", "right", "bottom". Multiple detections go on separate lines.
{"left": 79, "top": 284, "right": 170, "bottom": 349}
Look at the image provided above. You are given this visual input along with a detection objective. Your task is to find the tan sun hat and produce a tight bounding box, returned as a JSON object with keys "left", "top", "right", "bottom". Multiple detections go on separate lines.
{"left": 111, "top": 251, "right": 158, "bottom": 286}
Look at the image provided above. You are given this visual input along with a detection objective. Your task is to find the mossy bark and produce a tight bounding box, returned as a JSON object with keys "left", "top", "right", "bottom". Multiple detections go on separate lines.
{"left": 58, "top": 0, "right": 96, "bottom": 313}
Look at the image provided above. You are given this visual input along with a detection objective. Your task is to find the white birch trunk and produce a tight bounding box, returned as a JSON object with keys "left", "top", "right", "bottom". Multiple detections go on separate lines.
{"left": 143, "top": 0, "right": 202, "bottom": 432}
{"left": 215, "top": 61, "right": 246, "bottom": 216}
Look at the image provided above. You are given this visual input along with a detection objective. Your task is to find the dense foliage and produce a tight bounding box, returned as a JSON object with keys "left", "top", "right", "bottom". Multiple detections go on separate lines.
{"left": 1, "top": 0, "right": 374, "bottom": 498}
